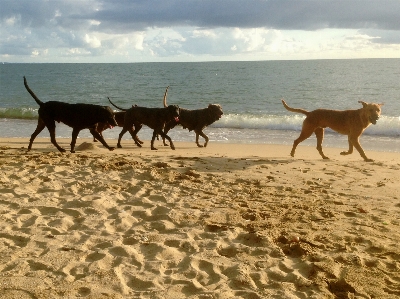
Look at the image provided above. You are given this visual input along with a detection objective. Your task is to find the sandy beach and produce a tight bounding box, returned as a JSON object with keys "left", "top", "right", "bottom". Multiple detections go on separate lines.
{"left": 0, "top": 137, "right": 399, "bottom": 299}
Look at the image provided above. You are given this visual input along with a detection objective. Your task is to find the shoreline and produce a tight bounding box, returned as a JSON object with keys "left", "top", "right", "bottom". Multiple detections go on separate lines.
{"left": 1, "top": 137, "right": 400, "bottom": 160}
{"left": 1, "top": 118, "right": 399, "bottom": 154}
{"left": 0, "top": 137, "right": 399, "bottom": 298}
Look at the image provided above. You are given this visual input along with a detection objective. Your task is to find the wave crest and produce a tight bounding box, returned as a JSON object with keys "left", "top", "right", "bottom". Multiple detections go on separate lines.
{"left": 0, "top": 107, "right": 38, "bottom": 120}
{"left": 214, "top": 114, "right": 399, "bottom": 137}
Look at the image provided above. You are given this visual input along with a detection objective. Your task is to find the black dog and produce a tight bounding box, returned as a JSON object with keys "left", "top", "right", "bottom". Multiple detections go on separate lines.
{"left": 24, "top": 76, "right": 117, "bottom": 153}
{"left": 162, "top": 86, "right": 223, "bottom": 147}
{"left": 93, "top": 99, "right": 145, "bottom": 144}
{"left": 108, "top": 98, "right": 179, "bottom": 150}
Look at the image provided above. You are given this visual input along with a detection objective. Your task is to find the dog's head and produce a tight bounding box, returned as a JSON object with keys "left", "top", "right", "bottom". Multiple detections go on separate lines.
{"left": 359, "top": 101, "right": 383, "bottom": 125}
{"left": 167, "top": 105, "right": 180, "bottom": 122}
{"left": 208, "top": 104, "right": 223, "bottom": 121}
{"left": 104, "top": 106, "right": 118, "bottom": 128}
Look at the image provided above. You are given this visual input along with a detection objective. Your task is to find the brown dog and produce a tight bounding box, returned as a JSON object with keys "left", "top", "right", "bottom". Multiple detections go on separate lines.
{"left": 282, "top": 99, "right": 383, "bottom": 162}
{"left": 24, "top": 76, "right": 117, "bottom": 153}
{"left": 162, "top": 86, "right": 223, "bottom": 147}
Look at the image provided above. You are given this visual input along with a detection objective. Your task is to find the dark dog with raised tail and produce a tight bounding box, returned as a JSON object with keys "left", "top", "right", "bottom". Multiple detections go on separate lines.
{"left": 161, "top": 86, "right": 223, "bottom": 147}
{"left": 24, "top": 76, "right": 117, "bottom": 153}
{"left": 108, "top": 98, "right": 179, "bottom": 150}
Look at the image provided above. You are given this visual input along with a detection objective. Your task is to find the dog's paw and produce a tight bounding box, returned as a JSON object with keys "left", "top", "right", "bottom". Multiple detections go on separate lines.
{"left": 364, "top": 158, "right": 374, "bottom": 162}
{"left": 108, "top": 147, "right": 115, "bottom": 151}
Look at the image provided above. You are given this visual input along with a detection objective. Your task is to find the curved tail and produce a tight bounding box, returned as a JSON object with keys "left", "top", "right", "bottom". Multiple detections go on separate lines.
{"left": 23, "top": 76, "right": 43, "bottom": 106}
{"left": 108, "top": 97, "right": 127, "bottom": 111}
{"left": 281, "top": 99, "right": 309, "bottom": 115}
{"left": 162, "top": 86, "right": 169, "bottom": 108}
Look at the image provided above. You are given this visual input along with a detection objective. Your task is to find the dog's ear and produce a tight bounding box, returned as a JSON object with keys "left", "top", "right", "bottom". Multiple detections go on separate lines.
{"left": 358, "top": 101, "right": 368, "bottom": 108}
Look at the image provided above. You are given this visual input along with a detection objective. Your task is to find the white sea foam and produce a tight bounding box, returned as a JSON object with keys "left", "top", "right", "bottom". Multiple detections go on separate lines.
{"left": 0, "top": 107, "right": 38, "bottom": 120}
{"left": 215, "top": 114, "right": 400, "bottom": 137}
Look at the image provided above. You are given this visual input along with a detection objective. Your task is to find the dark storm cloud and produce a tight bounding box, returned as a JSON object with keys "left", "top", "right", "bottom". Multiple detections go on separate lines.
{"left": 88, "top": 0, "right": 400, "bottom": 32}
{"left": 2, "top": 0, "right": 400, "bottom": 32}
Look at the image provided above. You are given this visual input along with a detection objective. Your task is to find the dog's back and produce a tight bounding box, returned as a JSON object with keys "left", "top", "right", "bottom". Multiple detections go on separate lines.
{"left": 40, "top": 101, "right": 115, "bottom": 129}
{"left": 178, "top": 105, "right": 222, "bottom": 130}
{"left": 126, "top": 105, "right": 179, "bottom": 129}
{"left": 306, "top": 108, "right": 364, "bottom": 135}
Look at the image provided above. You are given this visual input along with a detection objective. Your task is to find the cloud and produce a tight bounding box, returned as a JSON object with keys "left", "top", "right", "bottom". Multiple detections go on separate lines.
{"left": 85, "top": 0, "right": 400, "bottom": 31}
{"left": 1, "top": 0, "right": 400, "bottom": 62}
{"left": 3, "top": 0, "right": 400, "bottom": 32}
{"left": 360, "top": 29, "right": 400, "bottom": 44}
{"left": 84, "top": 34, "right": 101, "bottom": 48}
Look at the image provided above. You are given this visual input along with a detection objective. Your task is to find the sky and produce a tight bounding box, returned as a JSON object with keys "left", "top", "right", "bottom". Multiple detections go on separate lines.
{"left": 1, "top": 0, "right": 400, "bottom": 63}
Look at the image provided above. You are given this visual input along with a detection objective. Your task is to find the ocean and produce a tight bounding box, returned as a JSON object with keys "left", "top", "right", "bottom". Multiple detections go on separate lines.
{"left": 0, "top": 60, "right": 399, "bottom": 152}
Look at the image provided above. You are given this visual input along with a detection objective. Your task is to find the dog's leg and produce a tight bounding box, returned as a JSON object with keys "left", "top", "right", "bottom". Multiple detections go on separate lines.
{"left": 196, "top": 130, "right": 209, "bottom": 147}
{"left": 70, "top": 128, "right": 82, "bottom": 153}
{"left": 151, "top": 131, "right": 158, "bottom": 150}
{"left": 290, "top": 122, "right": 314, "bottom": 157}
{"left": 47, "top": 121, "right": 66, "bottom": 152}
{"left": 28, "top": 118, "right": 46, "bottom": 151}
{"left": 314, "top": 127, "right": 329, "bottom": 159}
{"left": 136, "top": 137, "right": 144, "bottom": 144}
{"left": 160, "top": 124, "right": 171, "bottom": 146}
{"left": 162, "top": 128, "right": 170, "bottom": 146}
{"left": 93, "top": 123, "right": 99, "bottom": 142}
{"left": 117, "top": 128, "right": 128, "bottom": 148}
{"left": 340, "top": 136, "right": 354, "bottom": 156}
{"left": 128, "top": 124, "right": 143, "bottom": 147}
{"left": 89, "top": 128, "right": 115, "bottom": 151}
{"left": 195, "top": 132, "right": 202, "bottom": 147}
{"left": 157, "top": 131, "right": 175, "bottom": 150}
{"left": 133, "top": 124, "right": 143, "bottom": 146}
{"left": 134, "top": 125, "right": 144, "bottom": 144}
{"left": 93, "top": 132, "right": 103, "bottom": 143}
{"left": 349, "top": 135, "right": 373, "bottom": 162}
{"left": 129, "top": 127, "right": 143, "bottom": 148}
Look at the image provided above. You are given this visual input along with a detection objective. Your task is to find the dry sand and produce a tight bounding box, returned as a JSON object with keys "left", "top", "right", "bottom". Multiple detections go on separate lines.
{"left": 0, "top": 137, "right": 399, "bottom": 299}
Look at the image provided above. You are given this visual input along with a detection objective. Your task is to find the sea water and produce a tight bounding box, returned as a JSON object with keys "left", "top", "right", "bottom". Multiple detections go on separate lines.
{"left": 0, "top": 60, "right": 399, "bottom": 152}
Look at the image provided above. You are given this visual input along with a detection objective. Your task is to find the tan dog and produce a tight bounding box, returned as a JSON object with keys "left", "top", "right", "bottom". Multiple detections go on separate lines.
{"left": 282, "top": 99, "right": 383, "bottom": 162}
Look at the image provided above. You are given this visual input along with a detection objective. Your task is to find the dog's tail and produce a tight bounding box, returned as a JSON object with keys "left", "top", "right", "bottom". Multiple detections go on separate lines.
{"left": 23, "top": 76, "right": 44, "bottom": 107}
{"left": 108, "top": 97, "right": 127, "bottom": 111}
{"left": 162, "top": 86, "right": 169, "bottom": 108}
{"left": 281, "top": 99, "right": 309, "bottom": 115}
